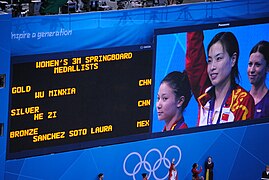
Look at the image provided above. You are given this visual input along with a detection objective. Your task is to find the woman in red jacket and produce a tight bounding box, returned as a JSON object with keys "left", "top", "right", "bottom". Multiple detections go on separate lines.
{"left": 168, "top": 159, "right": 178, "bottom": 180}
{"left": 186, "top": 31, "right": 255, "bottom": 126}
{"left": 156, "top": 71, "right": 192, "bottom": 131}
{"left": 192, "top": 163, "right": 204, "bottom": 180}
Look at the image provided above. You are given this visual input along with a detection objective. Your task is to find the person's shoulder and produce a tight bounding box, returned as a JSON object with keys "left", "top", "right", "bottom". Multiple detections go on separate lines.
{"left": 234, "top": 84, "right": 249, "bottom": 93}
{"left": 234, "top": 85, "right": 254, "bottom": 99}
{"left": 179, "top": 122, "right": 188, "bottom": 129}
{"left": 264, "top": 90, "right": 269, "bottom": 99}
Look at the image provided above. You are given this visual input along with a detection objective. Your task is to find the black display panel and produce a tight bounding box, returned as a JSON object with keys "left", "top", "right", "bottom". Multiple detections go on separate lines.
{"left": 7, "top": 45, "right": 152, "bottom": 159}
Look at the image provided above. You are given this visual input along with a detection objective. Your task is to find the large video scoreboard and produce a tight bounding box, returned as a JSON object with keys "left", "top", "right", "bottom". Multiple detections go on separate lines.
{"left": 7, "top": 45, "right": 152, "bottom": 159}
{"left": 8, "top": 16, "right": 269, "bottom": 160}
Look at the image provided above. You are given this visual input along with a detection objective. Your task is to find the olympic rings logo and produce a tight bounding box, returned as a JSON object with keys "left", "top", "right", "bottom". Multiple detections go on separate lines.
{"left": 123, "top": 145, "right": 182, "bottom": 180}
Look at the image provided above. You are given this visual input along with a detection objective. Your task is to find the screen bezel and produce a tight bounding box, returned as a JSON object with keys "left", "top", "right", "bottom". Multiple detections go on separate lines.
{"left": 150, "top": 16, "right": 269, "bottom": 135}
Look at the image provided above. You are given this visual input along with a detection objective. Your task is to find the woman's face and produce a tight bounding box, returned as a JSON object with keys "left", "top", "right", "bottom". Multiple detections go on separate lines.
{"left": 156, "top": 82, "right": 179, "bottom": 121}
{"left": 247, "top": 52, "right": 268, "bottom": 87}
{"left": 207, "top": 42, "right": 235, "bottom": 87}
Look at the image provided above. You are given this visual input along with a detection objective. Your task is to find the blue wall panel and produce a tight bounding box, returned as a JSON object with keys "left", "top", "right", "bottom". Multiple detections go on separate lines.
{"left": 10, "top": 0, "right": 269, "bottom": 56}
{"left": 0, "top": 13, "right": 11, "bottom": 180}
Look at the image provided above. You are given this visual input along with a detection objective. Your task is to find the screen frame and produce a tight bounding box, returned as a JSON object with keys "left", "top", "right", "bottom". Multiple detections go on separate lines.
{"left": 150, "top": 16, "right": 269, "bottom": 135}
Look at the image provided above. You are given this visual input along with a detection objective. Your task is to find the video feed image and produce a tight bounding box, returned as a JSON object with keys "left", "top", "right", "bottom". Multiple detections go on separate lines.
{"left": 152, "top": 19, "right": 269, "bottom": 133}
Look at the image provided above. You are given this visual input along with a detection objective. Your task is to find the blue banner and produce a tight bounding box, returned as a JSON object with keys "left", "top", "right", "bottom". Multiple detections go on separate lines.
{"left": 5, "top": 121, "right": 269, "bottom": 179}
{"left": 11, "top": 0, "right": 269, "bottom": 56}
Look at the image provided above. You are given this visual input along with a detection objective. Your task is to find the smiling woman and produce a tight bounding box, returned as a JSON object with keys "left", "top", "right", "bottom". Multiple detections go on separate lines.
{"left": 185, "top": 31, "right": 255, "bottom": 127}
{"left": 247, "top": 40, "right": 269, "bottom": 119}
